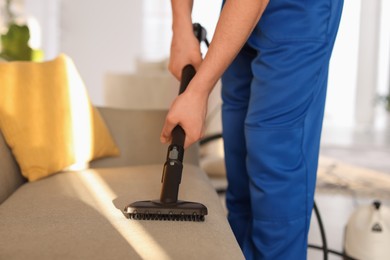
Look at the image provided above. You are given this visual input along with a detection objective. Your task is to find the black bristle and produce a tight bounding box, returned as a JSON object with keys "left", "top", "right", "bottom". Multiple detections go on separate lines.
{"left": 124, "top": 200, "right": 208, "bottom": 222}
{"left": 126, "top": 212, "right": 205, "bottom": 222}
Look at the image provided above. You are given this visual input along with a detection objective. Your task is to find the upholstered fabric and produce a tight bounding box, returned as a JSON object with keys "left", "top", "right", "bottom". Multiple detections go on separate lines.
{"left": 0, "top": 55, "right": 119, "bottom": 181}
{"left": 0, "top": 165, "right": 244, "bottom": 260}
{"left": 0, "top": 131, "right": 25, "bottom": 204}
{"left": 200, "top": 156, "right": 226, "bottom": 178}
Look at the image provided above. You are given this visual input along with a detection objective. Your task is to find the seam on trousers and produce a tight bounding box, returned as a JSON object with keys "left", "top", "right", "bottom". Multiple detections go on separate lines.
{"left": 326, "top": 0, "right": 332, "bottom": 42}
{"left": 301, "top": 104, "right": 310, "bottom": 242}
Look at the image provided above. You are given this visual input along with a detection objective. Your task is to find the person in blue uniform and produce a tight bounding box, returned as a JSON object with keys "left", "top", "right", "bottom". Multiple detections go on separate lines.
{"left": 161, "top": 0, "right": 344, "bottom": 259}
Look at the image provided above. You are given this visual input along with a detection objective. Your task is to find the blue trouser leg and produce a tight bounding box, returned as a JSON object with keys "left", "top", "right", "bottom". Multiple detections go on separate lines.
{"left": 221, "top": 0, "right": 343, "bottom": 259}
{"left": 222, "top": 44, "right": 257, "bottom": 247}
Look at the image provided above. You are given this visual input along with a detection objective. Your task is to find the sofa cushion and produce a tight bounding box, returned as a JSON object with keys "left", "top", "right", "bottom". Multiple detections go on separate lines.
{"left": 0, "top": 131, "right": 25, "bottom": 204}
{"left": 0, "top": 164, "right": 243, "bottom": 260}
{"left": 0, "top": 54, "right": 119, "bottom": 182}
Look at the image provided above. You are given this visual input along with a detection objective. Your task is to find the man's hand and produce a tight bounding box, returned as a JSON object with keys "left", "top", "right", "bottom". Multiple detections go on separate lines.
{"left": 168, "top": 30, "right": 202, "bottom": 80}
{"left": 160, "top": 86, "right": 208, "bottom": 149}
{"left": 168, "top": 0, "right": 202, "bottom": 80}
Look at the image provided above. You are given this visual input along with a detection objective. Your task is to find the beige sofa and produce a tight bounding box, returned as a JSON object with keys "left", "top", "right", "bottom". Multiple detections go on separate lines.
{"left": 0, "top": 107, "right": 243, "bottom": 260}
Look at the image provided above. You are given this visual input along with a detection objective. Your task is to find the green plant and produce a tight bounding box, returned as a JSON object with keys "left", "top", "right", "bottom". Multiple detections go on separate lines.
{"left": 377, "top": 93, "right": 390, "bottom": 113}
{"left": 0, "top": 23, "right": 33, "bottom": 60}
{"left": 0, "top": 0, "right": 43, "bottom": 61}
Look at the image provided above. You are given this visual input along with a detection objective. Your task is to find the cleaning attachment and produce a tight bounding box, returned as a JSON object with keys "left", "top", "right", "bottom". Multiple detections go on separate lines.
{"left": 124, "top": 64, "right": 208, "bottom": 222}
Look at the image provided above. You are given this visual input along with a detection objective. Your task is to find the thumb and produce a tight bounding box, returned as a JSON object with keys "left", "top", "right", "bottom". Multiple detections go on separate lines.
{"left": 160, "top": 118, "right": 177, "bottom": 144}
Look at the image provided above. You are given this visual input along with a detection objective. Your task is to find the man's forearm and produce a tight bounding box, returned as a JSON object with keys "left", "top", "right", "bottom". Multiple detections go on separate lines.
{"left": 188, "top": 0, "right": 269, "bottom": 95}
{"left": 171, "top": 0, "right": 194, "bottom": 36}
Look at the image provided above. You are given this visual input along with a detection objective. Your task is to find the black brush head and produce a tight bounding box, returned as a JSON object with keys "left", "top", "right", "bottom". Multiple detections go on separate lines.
{"left": 124, "top": 200, "right": 208, "bottom": 222}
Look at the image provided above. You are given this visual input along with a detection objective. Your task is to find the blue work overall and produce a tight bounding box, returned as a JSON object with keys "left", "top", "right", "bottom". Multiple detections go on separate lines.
{"left": 221, "top": 0, "right": 344, "bottom": 259}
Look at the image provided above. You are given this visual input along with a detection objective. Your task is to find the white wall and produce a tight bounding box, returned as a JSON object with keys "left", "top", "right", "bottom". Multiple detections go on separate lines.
{"left": 59, "top": 0, "right": 143, "bottom": 105}
{"left": 324, "top": 0, "right": 361, "bottom": 129}
{"left": 141, "top": 1, "right": 171, "bottom": 62}
{"left": 24, "top": 0, "right": 60, "bottom": 60}
{"left": 375, "top": 0, "right": 390, "bottom": 130}
{"left": 311, "top": 0, "right": 389, "bottom": 131}
{"left": 23, "top": 0, "right": 143, "bottom": 106}
{"left": 354, "top": 0, "right": 382, "bottom": 130}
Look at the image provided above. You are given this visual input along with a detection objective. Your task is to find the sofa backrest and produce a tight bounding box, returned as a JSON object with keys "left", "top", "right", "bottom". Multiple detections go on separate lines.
{"left": 0, "top": 131, "right": 26, "bottom": 204}
{"left": 90, "top": 107, "right": 200, "bottom": 168}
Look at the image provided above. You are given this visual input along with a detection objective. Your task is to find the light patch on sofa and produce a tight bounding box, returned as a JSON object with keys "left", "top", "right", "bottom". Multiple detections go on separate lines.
{"left": 76, "top": 170, "right": 170, "bottom": 260}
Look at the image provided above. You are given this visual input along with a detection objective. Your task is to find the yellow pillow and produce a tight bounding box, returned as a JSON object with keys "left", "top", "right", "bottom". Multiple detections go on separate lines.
{"left": 0, "top": 54, "right": 120, "bottom": 181}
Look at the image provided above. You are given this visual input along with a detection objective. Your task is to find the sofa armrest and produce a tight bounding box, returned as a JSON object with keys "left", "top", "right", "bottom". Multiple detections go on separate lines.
{"left": 90, "top": 107, "right": 199, "bottom": 169}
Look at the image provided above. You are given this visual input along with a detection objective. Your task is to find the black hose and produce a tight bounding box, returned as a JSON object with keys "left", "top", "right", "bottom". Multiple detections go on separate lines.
{"left": 199, "top": 133, "right": 223, "bottom": 146}
{"left": 308, "top": 201, "right": 359, "bottom": 260}
{"left": 308, "top": 244, "right": 358, "bottom": 260}
{"left": 205, "top": 39, "right": 210, "bottom": 48}
{"left": 311, "top": 201, "right": 328, "bottom": 260}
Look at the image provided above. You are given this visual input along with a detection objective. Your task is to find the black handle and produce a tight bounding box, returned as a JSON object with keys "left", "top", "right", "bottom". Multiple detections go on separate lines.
{"left": 160, "top": 65, "right": 196, "bottom": 203}
{"left": 171, "top": 65, "right": 196, "bottom": 147}
{"left": 179, "top": 64, "right": 196, "bottom": 94}
{"left": 160, "top": 25, "right": 206, "bottom": 204}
